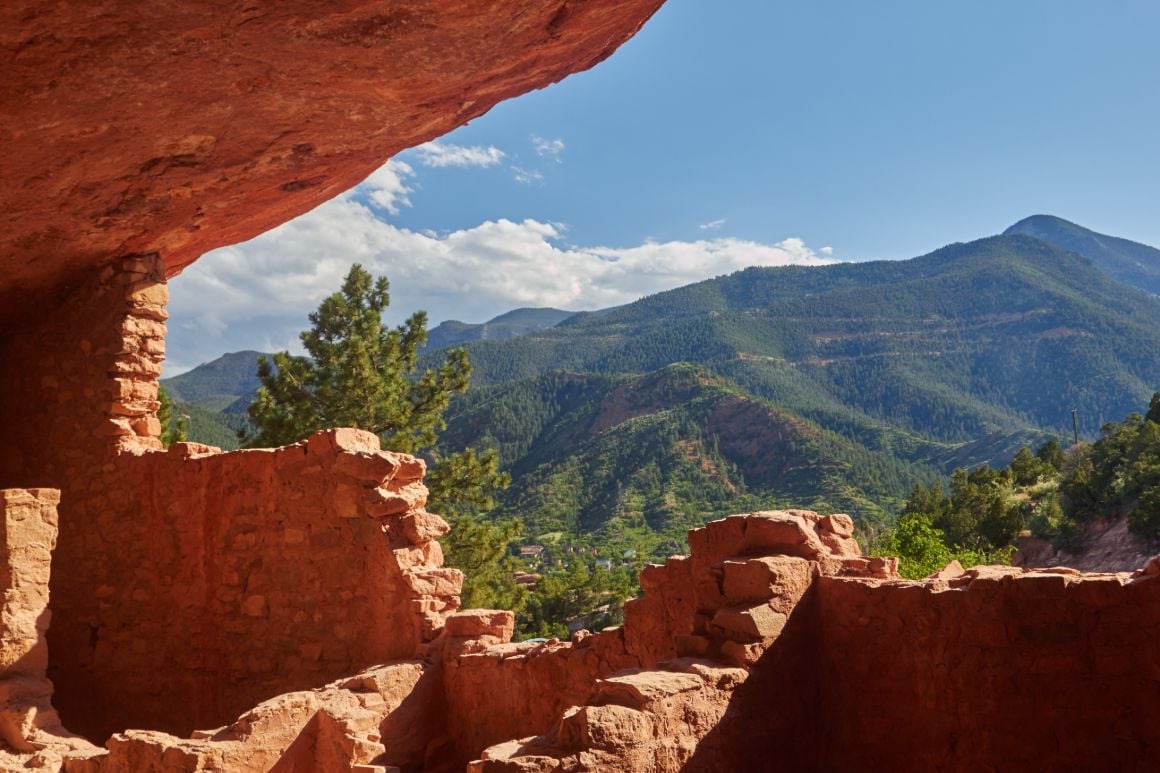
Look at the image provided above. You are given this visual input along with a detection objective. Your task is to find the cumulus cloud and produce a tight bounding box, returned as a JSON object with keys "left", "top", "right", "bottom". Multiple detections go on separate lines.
{"left": 532, "top": 136, "right": 566, "bottom": 159}
{"left": 699, "top": 219, "right": 726, "bottom": 231}
{"left": 165, "top": 174, "right": 835, "bottom": 373}
{"left": 351, "top": 159, "right": 415, "bottom": 215}
{"left": 411, "top": 141, "right": 505, "bottom": 168}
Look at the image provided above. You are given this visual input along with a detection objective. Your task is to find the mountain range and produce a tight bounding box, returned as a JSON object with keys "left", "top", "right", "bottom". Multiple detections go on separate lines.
{"left": 162, "top": 216, "right": 1160, "bottom": 552}
{"left": 425, "top": 307, "right": 583, "bottom": 351}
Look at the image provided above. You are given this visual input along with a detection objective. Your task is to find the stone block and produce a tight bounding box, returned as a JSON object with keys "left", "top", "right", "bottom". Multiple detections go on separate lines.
{"left": 719, "top": 640, "right": 765, "bottom": 668}
{"left": 366, "top": 487, "right": 417, "bottom": 518}
{"left": 711, "top": 603, "right": 787, "bottom": 642}
{"left": 819, "top": 513, "right": 854, "bottom": 538}
{"left": 307, "top": 427, "right": 382, "bottom": 456}
{"left": 444, "top": 609, "right": 516, "bottom": 642}
{"left": 594, "top": 670, "right": 703, "bottom": 710}
{"left": 721, "top": 555, "right": 812, "bottom": 608}
{"left": 742, "top": 513, "right": 826, "bottom": 560}
{"left": 674, "top": 634, "right": 710, "bottom": 658}
{"left": 401, "top": 512, "right": 450, "bottom": 543}
{"left": 402, "top": 568, "right": 464, "bottom": 598}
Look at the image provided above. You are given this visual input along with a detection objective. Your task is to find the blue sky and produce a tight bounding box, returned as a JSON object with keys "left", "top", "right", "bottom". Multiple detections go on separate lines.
{"left": 167, "top": 0, "right": 1160, "bottom": 373}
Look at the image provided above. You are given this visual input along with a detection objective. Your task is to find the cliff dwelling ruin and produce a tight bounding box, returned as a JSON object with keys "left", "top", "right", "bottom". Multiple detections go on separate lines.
{"left": 1, "top": 1, "right": 1158, "bottom": 770}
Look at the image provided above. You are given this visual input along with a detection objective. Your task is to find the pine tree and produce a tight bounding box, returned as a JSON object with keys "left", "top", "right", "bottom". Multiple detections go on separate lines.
{"left": 157, "top": 386, "right": 188, "bottom": 447}
{"left": 241, "top": 264, "right": 507, "bottom": 507}
{"left": 241, "top": 264, "right": 515, "bottom": 606}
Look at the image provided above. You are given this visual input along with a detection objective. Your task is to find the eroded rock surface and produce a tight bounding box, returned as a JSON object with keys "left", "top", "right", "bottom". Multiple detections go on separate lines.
{"left": 0, "top": 0, "right": 664, "bottom": 324}
{"left": 0, "top": 490, "right": 102, "bottom": 770}
{"left": 1014, "top": 514, "right": 1156, "bottom": 572}
{"left": 98, "top": 661, "right": 436, "bottom": 772}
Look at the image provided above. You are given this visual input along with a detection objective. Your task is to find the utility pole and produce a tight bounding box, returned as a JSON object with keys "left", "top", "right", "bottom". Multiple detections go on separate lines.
{"left": 1072, "top": 409, "right": 1079, "bottom": 446}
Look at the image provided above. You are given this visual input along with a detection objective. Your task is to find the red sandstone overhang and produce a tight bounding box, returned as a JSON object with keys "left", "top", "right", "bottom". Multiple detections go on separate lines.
{"left": 0, "top": 0, "right": 665, "bottom": 323}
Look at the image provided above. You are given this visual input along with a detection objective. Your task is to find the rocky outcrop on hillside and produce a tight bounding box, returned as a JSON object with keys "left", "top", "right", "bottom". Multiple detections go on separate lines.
{"left": 1014, "top": 514, "right": 1157, "bottom": 573}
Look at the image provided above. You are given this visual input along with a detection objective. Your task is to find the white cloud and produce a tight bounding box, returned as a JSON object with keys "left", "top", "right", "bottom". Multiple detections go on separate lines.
{"left": 699, "top": 219, "right": 726, "bottom": 231}
{"left": 512, "top": 166, "right": 545, "bottom": 185}
{"left": 412, "top": 141, "right": 505, "bottom": 168}
{"left": 820, "top": 246, "right": 834, "bottom": 256}
{"left": 165, "top": 165, "right": 836, "bottom": 370}
{"left": 352, "top": 159, "right": 415, "bottom": 215}
{"left": 532, "top": 136, "right": 565, "bottom": 159}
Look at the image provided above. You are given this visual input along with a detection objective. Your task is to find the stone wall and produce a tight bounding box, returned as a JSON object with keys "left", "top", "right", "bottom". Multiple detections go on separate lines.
{"left": 1, "top": 492, "right": 1159, "bottom": 771}
{"left": 440, "top": 627, "right": 638, "bottom": 762}
{"left": 687, "top": 563, "right": 1160, "bottom": 772}
{"left": 0, "top": 489, "right": 101, "bottom": 769}
{"left": 0, "top": 253, "right": 168, "bottom": 487}
{"left": 456, "top": 510, "right": 882, "bottom": 770}
{"left": 0, "top": 259, "right": 457, "bottom": 741}
{"left": 46, "top": 429, "right": 458, "bottom": 742}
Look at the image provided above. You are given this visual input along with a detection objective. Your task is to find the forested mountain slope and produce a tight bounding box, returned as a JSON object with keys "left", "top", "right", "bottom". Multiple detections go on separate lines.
{"left": 445, "top": 235, "right": 1160, "bottom": 440}
{"left": 424, "top": 307, "right": 581, "bottom": 351}
{"left": 170, "top": 226, "right": 1160, "bottom": 547}
{"left": 437, "top": 365, "right": 940, "bottom": 550}
{"left": 162, "top": 350, "right": 265, "bottom": 412}
{"left": 1005, "top": 214, "right": 1160, "bottom": 296}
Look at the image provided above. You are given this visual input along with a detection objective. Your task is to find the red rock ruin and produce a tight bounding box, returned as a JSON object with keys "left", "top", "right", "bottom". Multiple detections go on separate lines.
{"left": 2, "top": 2, "right": 1158, "bottom": 771}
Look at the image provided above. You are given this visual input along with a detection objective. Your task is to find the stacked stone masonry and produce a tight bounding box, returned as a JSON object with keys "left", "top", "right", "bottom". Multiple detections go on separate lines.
{"left": 466, "top": 510, "right": 891, "bottom": 771}
{"left": 0, "top": 255, "right": 459, "bottom": 740}
{"left": 3, "top": 482, "right": 1160, "bottom": 770}
{"left": 43, "top": 424, "right": 462, "bottom": 742}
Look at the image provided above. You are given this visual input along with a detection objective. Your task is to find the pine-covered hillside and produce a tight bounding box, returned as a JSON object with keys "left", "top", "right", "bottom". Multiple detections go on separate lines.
{"left": 436, "top": 364, "right": 941, "bottom": 552}
{"left": 1005, "top": 214, "right": 1160, "bottom": 296}
{"left": 445, "top": 235, "right": 1160, "bottom": 441}
{"left": 168, "top": 224, "right": 1160, "bottom": 549}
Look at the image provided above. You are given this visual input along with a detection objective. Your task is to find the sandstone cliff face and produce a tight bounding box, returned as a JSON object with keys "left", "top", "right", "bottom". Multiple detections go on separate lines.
{"left": 0, "top": 0, "right": 664, "bottom": 325}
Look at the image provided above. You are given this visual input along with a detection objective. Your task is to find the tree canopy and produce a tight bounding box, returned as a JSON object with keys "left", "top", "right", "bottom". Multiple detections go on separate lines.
{"left": 244, "top": 265, "right": 468, "bottom": 454}
{"left": 241, "top": 264, "right": 514, "bottom": 606}
{"left": 157, "top": 386, "right": 188, "bottom": 447}
{"left": 877, "top": 393, "right": 1160, "bottom": 577}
